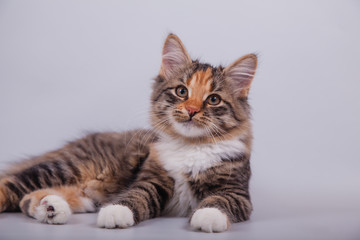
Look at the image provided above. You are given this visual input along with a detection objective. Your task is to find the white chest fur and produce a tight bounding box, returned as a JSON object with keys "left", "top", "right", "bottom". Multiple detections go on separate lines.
{"left": 154, "top": 136, "right": 246, "bottom": 217}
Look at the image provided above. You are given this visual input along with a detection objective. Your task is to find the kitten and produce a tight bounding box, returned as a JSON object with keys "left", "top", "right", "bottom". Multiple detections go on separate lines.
{"left": 0, "top": 34, "right": 257, "bottom": 233}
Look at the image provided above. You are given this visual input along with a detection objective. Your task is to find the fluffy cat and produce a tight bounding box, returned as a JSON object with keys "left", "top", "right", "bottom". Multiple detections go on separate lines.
{"left": 0, "top": 34, "right": 257, "bottom": 233}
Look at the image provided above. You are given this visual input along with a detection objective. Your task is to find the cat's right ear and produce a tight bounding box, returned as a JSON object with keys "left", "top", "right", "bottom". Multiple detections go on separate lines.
{"left": 160, "top": 34, "right": 192, "bottom": 79}
{"left": 224, "top": 54, "right": 258, "bottom": 98}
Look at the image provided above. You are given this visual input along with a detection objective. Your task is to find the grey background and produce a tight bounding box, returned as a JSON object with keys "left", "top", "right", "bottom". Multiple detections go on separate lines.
{"left": 0, "top": 0, "right": 359, "bottom": 239}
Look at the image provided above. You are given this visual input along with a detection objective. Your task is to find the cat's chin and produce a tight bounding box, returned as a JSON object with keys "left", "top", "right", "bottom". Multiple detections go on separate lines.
{"left": 171, "top": 120, "right": 207, "bottom": 138}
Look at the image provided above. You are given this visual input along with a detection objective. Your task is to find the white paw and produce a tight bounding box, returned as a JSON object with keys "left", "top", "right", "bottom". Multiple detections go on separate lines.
{"left": 190, "top": 208, "right": 229, "bottom": 233}
{"left": 34, "top": 195, "right": 72, "bottom": 224}
{"left": 97, "top": 205, "right": 134, "bottom": 229}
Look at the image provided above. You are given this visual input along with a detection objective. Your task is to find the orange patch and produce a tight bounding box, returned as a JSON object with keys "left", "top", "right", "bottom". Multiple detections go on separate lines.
{"left": 182, "top": 68, "right": 213, "bottom": 110}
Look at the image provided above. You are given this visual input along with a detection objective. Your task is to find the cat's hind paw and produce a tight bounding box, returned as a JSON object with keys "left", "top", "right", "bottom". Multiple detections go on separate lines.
{"left": 97, "top": 205, "right": 134, "bottom": 229}
{"left": 34, "top": 195, "right": 72, "bottom": 224}
{"left": 190, "top": 207, "right": 229, "bottom": 233}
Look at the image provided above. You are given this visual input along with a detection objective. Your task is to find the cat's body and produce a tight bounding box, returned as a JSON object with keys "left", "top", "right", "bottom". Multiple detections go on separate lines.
{"left": 0, "top": 34, "right": 257, "bottom": 232}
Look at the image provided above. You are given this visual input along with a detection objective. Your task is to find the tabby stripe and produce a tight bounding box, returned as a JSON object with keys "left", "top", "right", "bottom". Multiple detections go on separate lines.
{"left": 224, "top": 194, "right": 241, "bottom": 219}
{"left": 99, "top": 140, "right": 114, "bottom": 161}
{"left": 64, "top": 159, "right": 81, "bottom": 179}
{"left": 227, "top": 191, "right": 250, "bottom": 201}
{"left": 151, "top": 182, "right": 170, "bottom": 210}
{"left": 133, "top": 185, "right": 157, "bottom": 217}
{"left": 73, "top": 150, "right": 89, "bottom": 161}
{"left": 214, "top": 181, "right": 238, "bottom": 188}
{"left": 216, "top": 178, "right": 233, "bottom": 184}
{"left": 216, "top": 117, "right": 226, "bottom": 129}
{"left": 223, "top": 154, "right": 246, "bottom": 162}
{"left": 217, "top": 173, "right": 237, "bottom": 178}
{"left": 15, "top": 182, "right": 28, "bottom": 196}
{"left": 219, "top": 187, "right": 248, "bottom": 195}
{"left": 211, "top": 106, "right": 228, "bottom": 117}
{"left": 219, "top": 194, "right": 238, "bottom": 218}
{"left": 153, "top": 87, "right": 174, "bottom": 102}
{"left": 19, "top": 166, "right": 43, "bottom": 189}
{"left": 108, "top": 142, "right": 117, "bottom": 158}
{"left": 131, "top": 154, "right": 148, "bottom": 176}
{"left": 75, "top": 142, "right": 92, "bottom": 158}
{"left": 224, "top": 193, "right": 247, "bottom": 220}
{"left": 51, "top": 161, "right": 67, "bottom": 184}
{"left": 94, "top": 137, "right": 109, "bottom": 161}
{"left": 5, "top": 182, "right": 23, "bottom": 198}
{"left": 206, "top": 184, "right": 222, "bottom": 193}
{"left": 164, "top": 92, "right": 179, "bottom": 104}
{"left": 223, "top": 100, "right": 242, "bottom": 123}
{"left": 211, "top": 78, "right": 217, "bottom": 91}
{"left": 31, "top": 171, "right": 42, "bottom": 188}
{"left": 38, "top": 163, "right": 53, "bottom": 176}
{"left": 37, "top": 163, "right": 54, "bottom": 187}
{"left": 224, "top": 193, "right": 245, "bottom": 220}
{"left": 41, "top": 170, "right": 53, "bottom": 186}
{"left": 193, "top": 63, "right": 211, "bottom": 72}
{"left": 16, "top": 173, "right": 36, "bottom": 191}
{"left": 90, "top": 134, "right": 106, "bottom": 160}
{"left": 129, "top": 194, "right": 150, "bottom": 222}
{"left": 22, "top": 166, "right": 42, "bottom": 189}
{"left": 140, "top": 169, "right": 163, "bottom": 181}
{"left": 212, "top": 196, "right": 228, "bottom": 210}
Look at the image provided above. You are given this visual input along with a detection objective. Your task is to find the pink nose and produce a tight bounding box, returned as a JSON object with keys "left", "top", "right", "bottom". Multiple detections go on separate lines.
{"left": 186, "top": 106, "right": 200, "bottom": 117}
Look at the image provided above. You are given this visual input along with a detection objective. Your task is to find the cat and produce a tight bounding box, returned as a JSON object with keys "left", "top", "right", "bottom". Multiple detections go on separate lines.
{"left": 0, "top": 34, "right": 257, "bottom": 233}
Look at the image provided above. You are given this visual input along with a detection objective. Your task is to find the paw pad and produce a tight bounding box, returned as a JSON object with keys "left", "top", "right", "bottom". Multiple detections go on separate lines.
{"left": 34, "top": 195, "right": 71, "bottom": 224}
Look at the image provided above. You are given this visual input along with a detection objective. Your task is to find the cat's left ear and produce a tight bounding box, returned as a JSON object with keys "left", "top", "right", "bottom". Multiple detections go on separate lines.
{"left": 224, "top": 54, "right": 258, "bottom": 98}
{"left": 160, "top": 34, "right": 192, "bottom": 79}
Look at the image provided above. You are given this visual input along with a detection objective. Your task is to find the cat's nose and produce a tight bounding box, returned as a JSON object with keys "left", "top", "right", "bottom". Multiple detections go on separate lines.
{"left": 186, "top": 106, "right": 200, "bottom": 118}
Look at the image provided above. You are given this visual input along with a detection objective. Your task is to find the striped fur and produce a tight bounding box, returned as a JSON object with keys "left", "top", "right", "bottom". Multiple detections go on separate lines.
{"left": 0, "top": 34, "right": 257, "bottom": 232}
{"left": 0, "top": 130, "right": 157, "bottom": 212}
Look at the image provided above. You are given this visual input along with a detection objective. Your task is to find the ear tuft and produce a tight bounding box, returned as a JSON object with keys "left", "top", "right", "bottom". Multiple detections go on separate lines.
{"left": 160, "top": 34, "right": 192, "bottom": 79}
{"left": 224, "top": 54, "right": 257, "bottom": 97}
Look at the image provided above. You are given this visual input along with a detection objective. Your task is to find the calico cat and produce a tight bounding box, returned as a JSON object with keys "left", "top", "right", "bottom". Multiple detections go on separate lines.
{"left": 0, "top": 34, "right": 257, "bottom": 233}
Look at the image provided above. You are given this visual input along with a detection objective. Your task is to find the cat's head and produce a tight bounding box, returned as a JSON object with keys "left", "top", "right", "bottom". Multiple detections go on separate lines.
{"left": 151, "top": 34, "right": 257, "bottom": 143}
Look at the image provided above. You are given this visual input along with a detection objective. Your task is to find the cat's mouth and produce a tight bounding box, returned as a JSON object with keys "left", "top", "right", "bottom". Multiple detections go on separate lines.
{"left": 175, "top": 117, "right": 201, "bottom": 127}
{"left": 171, "top": 117, "right": 207, "bottom": 138}
{"left": 181, "top": 119, "right": 195, "bottom": 126}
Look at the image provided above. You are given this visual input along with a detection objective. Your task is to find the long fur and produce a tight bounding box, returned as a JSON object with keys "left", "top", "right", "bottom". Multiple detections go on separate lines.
{"left": 0, "top": 34, "right": 257, "bottom": 233}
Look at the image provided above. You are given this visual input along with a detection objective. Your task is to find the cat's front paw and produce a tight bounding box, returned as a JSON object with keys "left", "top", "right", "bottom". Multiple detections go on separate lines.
{"left": 97, "top": 205, "right": 134, "bottom": 229}
{"left": 34, "top": 195, "right": 72, "bottom": 224}
{"left": 190, "top": 208, "right": 229, "bottom": 233}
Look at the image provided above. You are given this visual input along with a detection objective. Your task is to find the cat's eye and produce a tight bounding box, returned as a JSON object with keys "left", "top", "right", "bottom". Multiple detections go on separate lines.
{"left": 207, "top": 94, "right": 221, "bottom": 105}
{"left": 175, "top": 86, "right": 188, "bottom": 98}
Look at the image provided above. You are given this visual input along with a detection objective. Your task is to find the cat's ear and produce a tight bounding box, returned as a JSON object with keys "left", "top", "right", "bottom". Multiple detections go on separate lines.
{"left": 160, "top": 34, "right": 192, "bottom": 79}
{"left": 224, "top": 54, "right": 257, "bottom": 98}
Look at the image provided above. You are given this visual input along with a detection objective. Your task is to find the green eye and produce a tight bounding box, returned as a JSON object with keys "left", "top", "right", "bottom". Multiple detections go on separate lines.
{"left": 207, "top": 94, "right": 221, "bottom": 105}
{"left": 176, "top": 86, "right": 188, "bottom": 98}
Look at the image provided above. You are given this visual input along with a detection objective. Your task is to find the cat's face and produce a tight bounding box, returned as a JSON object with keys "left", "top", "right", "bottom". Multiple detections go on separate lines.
{"left": 151, "top": 34, "right": 257, "bottom": 142}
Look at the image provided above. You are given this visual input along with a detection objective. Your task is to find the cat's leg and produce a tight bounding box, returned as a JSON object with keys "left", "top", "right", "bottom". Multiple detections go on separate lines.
{"left": 0, "top": 152, "right": 85, "bottom": 213}
{"left": 190, "top": 191, "right": 252, "bottom": 233}
{"left": 189, "top": 161, "right": 252, "bottom": 233}
{"left": 97, "top": 155, "right": 174, "bottom": 229}
{"left": 19, "top": 185, "right": 96, "bottom": 224}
